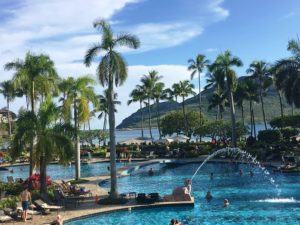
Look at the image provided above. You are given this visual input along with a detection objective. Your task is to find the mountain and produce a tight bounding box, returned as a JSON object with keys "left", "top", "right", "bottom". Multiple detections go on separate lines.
{"left": 117, "top": 77, "right": 299, "bottom": 129}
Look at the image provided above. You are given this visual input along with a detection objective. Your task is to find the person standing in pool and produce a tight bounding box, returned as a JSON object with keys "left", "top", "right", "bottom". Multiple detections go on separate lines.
{"left": 20, "top": 186, "right": 31, "bottom": 221}
{"left": 148, "top": 168, "right": 154, "bottom": 176}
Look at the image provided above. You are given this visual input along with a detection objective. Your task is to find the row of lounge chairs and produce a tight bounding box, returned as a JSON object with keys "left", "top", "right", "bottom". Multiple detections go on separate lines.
{"left": 135, "top": 193, "right": 161, "bottom": 204}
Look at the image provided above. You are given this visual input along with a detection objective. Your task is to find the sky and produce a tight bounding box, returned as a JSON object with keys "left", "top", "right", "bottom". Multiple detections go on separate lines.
{"left": 0, "top": 0, "right": 299, "bottom": 128}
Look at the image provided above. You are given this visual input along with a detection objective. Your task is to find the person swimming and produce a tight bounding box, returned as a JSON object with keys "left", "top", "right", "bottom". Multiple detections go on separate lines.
{"left": 205, "top": 191, "right": 213, "bottom": 201}
{"left": 239, "top": 169, "right": 243, "bottom": 176}
{"left": 250, "top": 171, "right": 254, "bottom": 177}
{"left": 148, "top": 168, "right": 154, "bottom": 176}
{"left": 224, "top": 199, "right": 229, "bottom": 207}
{"left": 210, "top": 172, "right": 214, "bottom": 180}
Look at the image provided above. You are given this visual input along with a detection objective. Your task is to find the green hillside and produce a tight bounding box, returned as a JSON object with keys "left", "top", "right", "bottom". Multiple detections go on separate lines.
{"left": 117, "top": 82, "right": 299, "bottom": 129}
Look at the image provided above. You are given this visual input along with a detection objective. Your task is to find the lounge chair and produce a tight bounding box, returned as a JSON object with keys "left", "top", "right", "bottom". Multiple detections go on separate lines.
{"left": 54, "top": 189, "right": 81, "bottom": 208}
{"left": 148, "top": 193, "right": 160, "bottom": 203}
{"left": 34, "top": 199, "right": 63, "bottom": 214}
{"left": 146, "top": 151, "right": 157, "bottom": 159}
{"left": 70, "top": 185, "right": 92, "bottom": 197}
{"left": 136, "top": 193, "right": 148, "bottom": 204}
{"left": 0, "top": 210, "right": 13, "bottom": 224}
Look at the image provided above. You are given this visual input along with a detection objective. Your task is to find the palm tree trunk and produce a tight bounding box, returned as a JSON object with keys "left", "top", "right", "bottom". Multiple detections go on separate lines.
{"left": 156, "top": 99, "right": 162, "bottom": 139}
{"left": 228, "top": 90, "right": 237, "bottom": 147}
{"left": 250, "top": 100, "right": 256, "bottom": 138}
{"left": 29, "top": 80, "right": 35, "bottom": 176}
{"left": 74, "top": 98, "right": 81, "bottom": 180}
{"left": 241, "top": 104, "right": 245, "bottom": 127}
{"left": 140, "top": 101, "right": 144, "bottom": 138}
{"left": 260, "top": 88, "right": 267, "bottom": 130}
{"left": 182, "top": 97, "right": 188, "bottom": 135}
{"left": 147, "top": 98, "right": 153, "bottom": 141}
{"left": 217, "top": 104, "right": 220, "bottom": 120}
{"left": 7, "top": 99, "right": 11, "bottom": 136}
{"left": 103, "top": 114, "right": 107, "bottom": 146}
{"left": 108, "top": 75, "right": 118, "bottom": 198}
{"left": 198, "top": 71, "right": 202, "bottom": 124}
{"left": 278, "top": 91, "right": 284, "bottom": 119}
{"left": 291, "top": 104, "right": 294, "bottom": 116}
{"left": 249, "top": 101, "right": 253, "bottom": 136}
{"left": 39, "top": 155, "right": 47, "bottom": 195}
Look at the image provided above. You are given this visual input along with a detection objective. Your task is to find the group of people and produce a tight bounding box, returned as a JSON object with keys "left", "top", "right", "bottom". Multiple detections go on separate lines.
{"left": 170, "top": 219, "right": 182, "bottom": 225}
{"left": 210, "top": 169, "right": 254, "bottom": 179}
{"left": 205, "top": 190, "right": 230, "bottom": 207}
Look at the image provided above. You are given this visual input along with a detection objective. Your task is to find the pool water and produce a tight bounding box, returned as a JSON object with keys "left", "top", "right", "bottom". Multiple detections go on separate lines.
{"left": 0, "top": 161, "right": 132, "bottom": 181}
{"left": 68, "top": 162, "right": 300, "bottom": 225}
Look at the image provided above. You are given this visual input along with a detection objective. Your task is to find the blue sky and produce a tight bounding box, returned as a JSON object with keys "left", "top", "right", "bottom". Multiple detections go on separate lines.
{"left": 0, "top": 0, "right": 299, "bottom": 127}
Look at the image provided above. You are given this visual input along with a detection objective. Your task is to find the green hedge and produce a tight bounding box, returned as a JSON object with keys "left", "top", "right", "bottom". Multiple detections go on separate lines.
{"left": 270, "top": 114, "right": 300, "bottom": 128}
{"left": 280, "top": 127, "right": 299, "bottom": 140}
{"left": 0, "top": 196, "right": 18, "bottom": 209}
{"left": 257, "top": 130, "right": 282, "bottom": 144}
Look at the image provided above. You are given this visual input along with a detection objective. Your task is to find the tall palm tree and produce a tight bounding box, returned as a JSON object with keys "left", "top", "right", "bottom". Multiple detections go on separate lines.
{"left": 84, "top": 19, "right": 140, "bottom": 198}
{"left": 11, "top": 99, "right": 74, "bottom": 195}
{"left": 273, "top": 38, "right": 300, "bottom": 113}
{"left": 234, "top": 81, "right": 247, "bottom": 126}
{"left": 128, "top": 86, "right": 146, "bottom": 138}
{"left": 98, "top": 90, "right": 121, "bottom": 145}
{"left": 140, "top": 70, "right": 162, "bottom": 141}
{"left": 177, "top": 80, "right": 196, "bottom": 135}
{"left": 208, "top": 89, "right": 226, "bottom": 120}
{"left": 247, "top": 61, "right": 272, "bottom": 130}
{"left": 0, "top": 80, "right": 15, "bottom": 136}
{"left": 243, "top": 78, "right": 259, "bottom": 138}
{"left": 210, "top": 50, "right": 243, "bottom": 147}
{"left": 62, "top": 76, "right": 97, "bottom": 180}
{"left": 5, "top": 52, "right": 58, "bottom": 176}
{"left": 188, "top": 54, "right": 210, "bottom": 125}
{"left": 152, "top": 82, "right": 167, "bottom": 139}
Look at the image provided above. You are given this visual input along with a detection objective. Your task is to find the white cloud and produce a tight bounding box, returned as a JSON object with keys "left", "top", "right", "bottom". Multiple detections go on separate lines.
{"left": 280, "top": 11, "right": 297, "bottom": 20}
{"left": 0, "top": 0, "right": 229, "bottom": 127}
{"left": 205, "top": 48, "right": 218, "bottom": 53}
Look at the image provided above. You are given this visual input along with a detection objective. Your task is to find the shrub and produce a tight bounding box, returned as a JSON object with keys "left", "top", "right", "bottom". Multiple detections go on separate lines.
{"left": 270, "top": 114, "right": 300, "bottom": 128}
{"left": 2, "top": 182, "right": 23, "bottom": 196}
{"left": 280, "top": 127, "right": 299, "bottom": 140}
{"left": 0, "top": 196, "right": 18, "bottom": 209}
{"left": 257, "top": 130, "right": 282, "bottom": 144}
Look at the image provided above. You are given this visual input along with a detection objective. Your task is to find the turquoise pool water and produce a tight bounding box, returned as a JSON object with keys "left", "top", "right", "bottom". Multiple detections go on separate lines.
{"left": 67, "top": 162, "right": 300, "bottom": 225}
{"left": 0, "top": 161, "right": 131, "bottom": 181}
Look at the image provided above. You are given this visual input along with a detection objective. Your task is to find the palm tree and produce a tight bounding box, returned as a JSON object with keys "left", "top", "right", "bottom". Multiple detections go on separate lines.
{"left": 5, "top": 52, "right": 58, "bottom": 176}
{"left": 208, "top": 89, "right": 226, "bottom": 120}
{"left": 0, "top": 80, "right": 15, "bottom": 136}
{"left": 128, "top": 86, "right": 146, "bottom": 138}
{"left": 242, "top": 78, "right": 259, "bottom": 137}
{"left": 152, "top": 82, "right": 167, "bottom": 139}
{"left": 247, "top": 61, "right": 272, "bottom": 130}
{"left": 62, "top": 76, "right": 97, "bottom": 180}
{"left": 84, "top": 19, "right": 140, "bottom": 198}
{"left": 210, "top": 50, "right": 243, "bottom": 147}
{"left": 273, "top": 38, "right": 300, "bottom": 113}
{"left": 140, "top": 70, "right": 162, "bottom": 141}
{"left": 188, "top": 54, "right": 210, "bottom": 125}
{"left": 11, "top": 99, "right": 74, "bottom": 196}
{"left": 98, "top": 90, "right": 121, "bottom": 145}
{"left": 234, "top": 81, "right": 247, "bottom": 126}
{"left": 177, "top": 80, "right": 196, "bottom": 135}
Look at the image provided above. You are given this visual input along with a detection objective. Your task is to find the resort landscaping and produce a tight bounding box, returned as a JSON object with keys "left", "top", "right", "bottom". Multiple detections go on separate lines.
{"left": 0, "top": 3, "right": 300, "bottom": 224}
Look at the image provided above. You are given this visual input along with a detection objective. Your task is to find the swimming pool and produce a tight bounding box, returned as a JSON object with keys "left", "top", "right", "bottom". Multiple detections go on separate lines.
{"left": 67, "top": 162, "right": 300, "bottom": 225}
{"left": 0, "top": 161, "right": 132, "bottom": 181}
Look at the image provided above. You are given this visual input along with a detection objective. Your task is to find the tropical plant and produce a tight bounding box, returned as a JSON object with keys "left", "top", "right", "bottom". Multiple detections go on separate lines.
{"left": 84, "top": 19, "right": 140, "bottom": 198}
{"left": 188, "top": 54, "right": 210, "bottom": 124}
{"left": 61, "top": 76, "right": 97, "bottom": 180}
{"left": 208, "top": 88, "right": 227, "bottom": 120}
{"left": 0, "top": 80, "right": 15, "bottom": 136}
{"left": 210, "top": 50, "right": 243, "bottom": 146}
{"left": 177, "top": 80, "right": 196, "bottom": 136}
{"left": 128, "top": 86, "right": 146, "bottom": 138}
{"left": 5, "top": 52, "right": 58, "bottom": 176}
{"left": 247, "top": 61, "right": 272, "bottom": 130}
{"left": 140, "top": 70, "right": 162, "bottom": 140}
{"left": 152, "top": 82, "right": 167, "bottom": 139}
{"left": 10, "top": 99, "right": 74, "bottom": 195}
{"left": 98, "top": 90, "right": 121, "bottom": 145}
{"left": 242, "top": 78, "right": 259, "bottom": 138}
{"left": 273, "top": 39, "right": 300, "bottom": 114}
